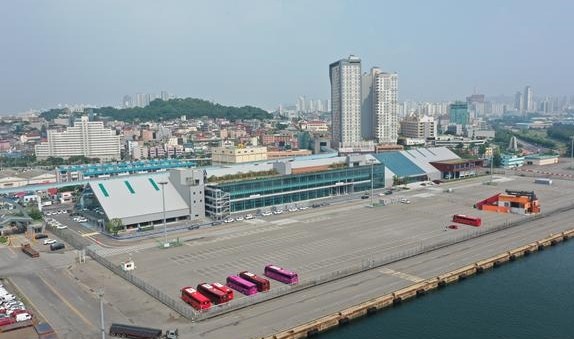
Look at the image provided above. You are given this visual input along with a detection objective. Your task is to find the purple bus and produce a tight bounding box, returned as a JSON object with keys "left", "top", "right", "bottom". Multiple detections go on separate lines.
{"left": 226, "top": 275, "right": 258, "bottom": 296}
{"left": 264, "top": 265, "right": 299, "bottom": 284}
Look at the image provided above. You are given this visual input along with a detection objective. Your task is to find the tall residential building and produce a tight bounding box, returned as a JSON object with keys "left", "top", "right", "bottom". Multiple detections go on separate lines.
{"left": 523, "top": 85, "right": 533, "bottom": 112}
{"left": 449, "top": 102, "right": 470, "bottom": 125}
{"left": 361, "top": 67, "right": 399, "bottom": 143}
{"left": 35, "top": 116, "right": 120, "bottom": 161}
{"left": 330, "top": 55, "right": 362, "bottom": 148}
{"left": 514, "top": 91, "right": 524, "bottom": 112}
{"left": 122, "top": 95, "right": 132, "bottom": 108}
{"left": 400, "top": 114, "right": 436, "bottom": 140}
{"left": 373, "top": 71, "right": 398, "bottom": 144}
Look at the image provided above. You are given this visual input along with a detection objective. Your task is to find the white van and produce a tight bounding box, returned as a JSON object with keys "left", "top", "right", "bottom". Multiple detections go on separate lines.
{"left": 15, "top": 313, "right": 32, "bottom": 322}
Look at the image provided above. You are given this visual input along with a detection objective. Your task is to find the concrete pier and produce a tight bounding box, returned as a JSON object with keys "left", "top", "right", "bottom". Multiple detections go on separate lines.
{"left": 265, "top": 228, "right": 574, "bottom": 339}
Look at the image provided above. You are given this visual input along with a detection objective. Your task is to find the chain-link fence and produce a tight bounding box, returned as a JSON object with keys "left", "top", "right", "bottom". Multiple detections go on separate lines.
{"left": 51, "top": 202, "right": 574, "bottom": 321}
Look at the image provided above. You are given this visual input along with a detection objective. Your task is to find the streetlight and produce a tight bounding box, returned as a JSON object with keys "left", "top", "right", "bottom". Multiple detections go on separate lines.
{"left": 570, "top": 136, "right": 574, "bottom": 170}
{"left": 98, "top": 289, "right": 105, "bottom": 339}
{"left": 158, "top": 181, "right": 168, "bottom": 247}
{"left": 368, "top": 159, "right": 375, "bottom": 207}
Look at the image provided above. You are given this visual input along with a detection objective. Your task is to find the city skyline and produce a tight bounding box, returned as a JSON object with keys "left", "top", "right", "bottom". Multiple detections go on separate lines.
{"left": 1, "top": 1, "right": 574, "bottom": 115}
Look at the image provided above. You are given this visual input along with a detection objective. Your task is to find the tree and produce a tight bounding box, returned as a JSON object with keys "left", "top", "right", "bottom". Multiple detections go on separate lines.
{"left": 493, "top": 152, "right": 502, "bottom": 168}
{"left": 27, "top": 207, "right": 43, "bottom": 220}
{"left": 106, "top": 218, "right": 123, "bottom": 235}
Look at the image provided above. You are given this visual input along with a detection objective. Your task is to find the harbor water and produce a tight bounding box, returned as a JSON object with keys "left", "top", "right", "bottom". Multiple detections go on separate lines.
{"left": 320, "top": 239, "right": 574, "bottom": 339}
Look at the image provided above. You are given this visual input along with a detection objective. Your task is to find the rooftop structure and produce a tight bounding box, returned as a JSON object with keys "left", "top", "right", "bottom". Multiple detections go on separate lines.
{"left": 56, "top": 159, "right": 196, "bottom": 182}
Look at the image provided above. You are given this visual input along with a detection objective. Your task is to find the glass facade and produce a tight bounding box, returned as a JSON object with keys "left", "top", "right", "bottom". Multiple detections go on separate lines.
{"left": 449, "top": 102, "right": 470, "bottom": 125}
{"left": 205, "top": 164, "right": 385, "bottom": 218}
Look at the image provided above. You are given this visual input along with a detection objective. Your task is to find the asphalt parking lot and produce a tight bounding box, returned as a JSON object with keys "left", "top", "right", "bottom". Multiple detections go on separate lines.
{"left": 102, "top": 175, "right": 574, "bottom": 305}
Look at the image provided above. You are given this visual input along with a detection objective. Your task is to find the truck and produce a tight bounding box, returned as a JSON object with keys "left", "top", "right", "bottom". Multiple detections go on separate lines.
{"left": 21, "top": 243, "right": 39, "bottom": 258}
{"left": 109, "top": 323, "right": 178, "bottom": 339}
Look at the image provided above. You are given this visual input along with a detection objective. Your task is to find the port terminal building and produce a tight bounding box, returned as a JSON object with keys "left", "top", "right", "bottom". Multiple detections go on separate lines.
{"left": 75, "top": 147, "right": 472, "bottom": 231}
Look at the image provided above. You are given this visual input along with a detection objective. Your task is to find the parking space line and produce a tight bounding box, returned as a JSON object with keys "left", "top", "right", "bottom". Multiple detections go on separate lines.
{"left": 81, "top": 232, "right": 100, "bottom": 237}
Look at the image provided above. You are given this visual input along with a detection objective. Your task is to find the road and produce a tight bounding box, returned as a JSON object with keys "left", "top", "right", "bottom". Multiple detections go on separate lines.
{"left": 0, "top": 238, "right": 131, "bottom": 339}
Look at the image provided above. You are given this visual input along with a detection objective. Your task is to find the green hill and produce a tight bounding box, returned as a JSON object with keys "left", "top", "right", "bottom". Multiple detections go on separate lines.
{"left": 41, "top": 98, "right": 272, "bottom": 122}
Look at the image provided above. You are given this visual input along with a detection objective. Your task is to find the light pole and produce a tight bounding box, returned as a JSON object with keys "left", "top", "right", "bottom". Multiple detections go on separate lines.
{"left": 570, "top": 136, "right": 574, "bottom": 170}
{"left": 98, "top": 289, "right": 105, "bottom": 339}
{"left": 158, "top": 181, "right": 168, "bottom": 247}
{"left": 490, "top": 154, "right": 494, "bottom": 183}
{"left": 369, "top": 159, "right": 375, "bottom": 207}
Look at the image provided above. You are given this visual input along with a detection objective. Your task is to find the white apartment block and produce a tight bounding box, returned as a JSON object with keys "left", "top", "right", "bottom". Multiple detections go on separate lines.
{"left": 373, "top": 71, "right": 398, "bottom": 144}
{"left": 330, "top": 55, "right": 362, "bottom": 148}
{"left": 35, "top": 116, "right": 120, "bottom": 161}
{"left": 362, "top": 67, "right": 399, "bottom": 144}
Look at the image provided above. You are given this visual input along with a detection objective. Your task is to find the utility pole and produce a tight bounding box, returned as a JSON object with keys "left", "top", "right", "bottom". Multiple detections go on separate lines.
{"left": 158, "top": 181, "right": 168, "bottom": 247}
{"left": 98, "top": 289, "right": 105, "bottom": 339}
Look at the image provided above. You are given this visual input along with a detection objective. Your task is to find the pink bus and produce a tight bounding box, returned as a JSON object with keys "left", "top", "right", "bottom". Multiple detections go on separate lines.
{"left": 264, "top": 265, "right": 299, "bottom": 285}
{"left": 226, "top": 276, "right": 258, "bottom": 296}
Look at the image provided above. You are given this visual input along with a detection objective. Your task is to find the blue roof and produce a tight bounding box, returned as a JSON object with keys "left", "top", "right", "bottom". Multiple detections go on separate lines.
{"left": 373, "top": 152, "right": 426, "bottom": 178}
{"left": 56, "top": 159, "right": 196, "bottom": 176}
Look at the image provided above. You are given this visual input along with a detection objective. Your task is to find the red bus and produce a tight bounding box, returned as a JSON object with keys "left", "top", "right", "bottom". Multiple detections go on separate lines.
{"left": 239, "top": 271, "right": 270, "bottom": 292}
{"left": 196, "top": 283, "right": 228, "bottom": 305}
{"left": 226, "top": 276, "right": 258, "bottom": 296}
{"left": 180, "top": 287, "right": 211, "bottom": 310}
{"left": 452, "top": 214, "right": 482, "bottom": 227}
{"left": 264, "top": 265, "right": 299, "bottom": 285}
{"left": 211, "top": 282, "right": 234, "bottom": 302}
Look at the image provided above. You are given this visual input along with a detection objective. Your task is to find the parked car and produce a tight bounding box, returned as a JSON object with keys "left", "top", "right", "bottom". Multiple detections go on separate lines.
{"left": 361, "top": 194, "right": 370, "bottom": 199}
{"left": 56, "top": 225, "right": 68, "bottom": 230}
{"left": 43, "top": 239, "right": 57, "bottom": 245}
{"left": 223, "top": 218, "right": 234, "bottom": 223}
{"left": 50, "top": 243, "right": 65, "bottom": 251}
{"left": 235, "top": 216, "right": 244, "bottom": 221}
{"left": 272, "top": 209, "right": 283, "bottom": 215}
{"left": 288, "top": 207, "right": 298, "bottom": 212}
{"left": 400, "top": 198, "right": 411, "bottom": 204}
{"left": 245, "top": 214, "right": 254, "bottom": 220}
{"left": 261, "top": 211, "right": 272, "bottom": 216}
{"left": 299, "top": 206, "right": 308, "bottom": 210}
{"left": 34, "top": 234, "right": 48, "bottom": 240}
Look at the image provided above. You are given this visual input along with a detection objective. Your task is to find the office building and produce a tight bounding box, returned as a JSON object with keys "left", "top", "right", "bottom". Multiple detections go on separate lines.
{"left": 330, "top": 55, "right": 362, "bottom": 148}
{"left": 400, "top": 114, "right": 436, "bottom": 140}
{"left": 35, "top": 116, "right": 120, "bottom": 161}
{"left": 211, "top": 146, "right": 268, "bottom": 164}
{"left": 449, "top": 102, "right": 470, "bottom": 126}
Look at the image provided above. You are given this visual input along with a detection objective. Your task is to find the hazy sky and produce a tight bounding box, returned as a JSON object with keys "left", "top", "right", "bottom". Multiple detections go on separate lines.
{"left": 1, "top": 0, "right": 573, "bottom": 114}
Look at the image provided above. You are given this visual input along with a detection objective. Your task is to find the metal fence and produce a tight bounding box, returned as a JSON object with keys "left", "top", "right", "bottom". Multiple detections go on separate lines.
{"left": 85, "top": 246, "right": 197, "bottom": 320}
{"left": 51, "top": 202, "right": 574, "bottom": 321}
